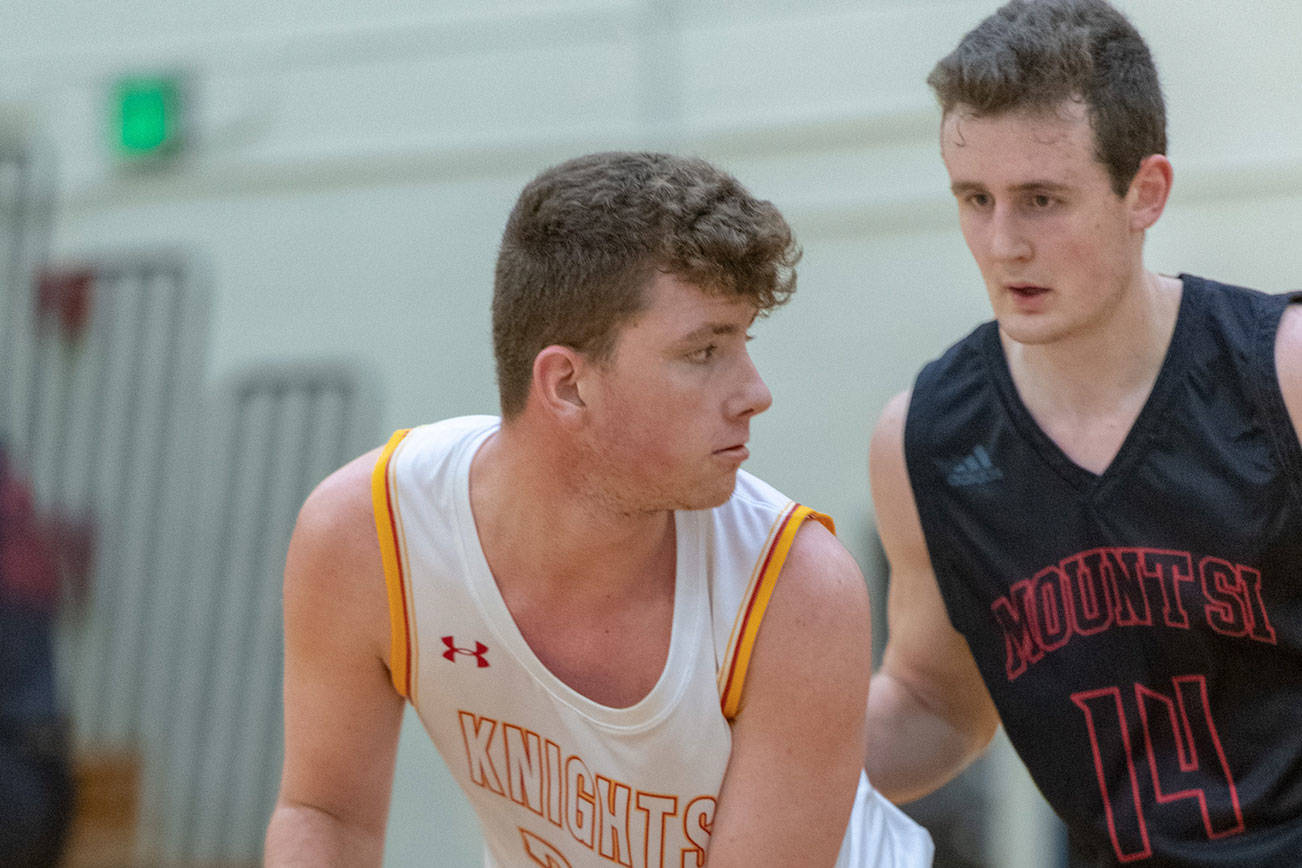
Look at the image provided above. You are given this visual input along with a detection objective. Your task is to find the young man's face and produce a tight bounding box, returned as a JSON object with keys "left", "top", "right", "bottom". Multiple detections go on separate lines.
{"left": 578, "top": 271, "right": 772, "bottom": 513}
{"left": 941, "top": 100, "right": 1142, "bottom": 346}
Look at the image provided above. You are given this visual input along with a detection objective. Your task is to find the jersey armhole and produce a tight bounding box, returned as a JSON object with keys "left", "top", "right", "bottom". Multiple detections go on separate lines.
{"left": 716, "top": 504, "right": 836, "bottom": 720}
{"left": 1254, "top": 294, "right": 1302, "bottom": 510}
{"left": 371, "top": 428, "right": 414, "bottom": 700}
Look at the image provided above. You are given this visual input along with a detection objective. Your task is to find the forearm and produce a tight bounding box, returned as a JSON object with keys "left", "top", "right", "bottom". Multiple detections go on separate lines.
{"left": 264, "top": 801, "right": 384, "bottom": 868}
{"left": 865, "top": 670, "right": 994, "bottom": 803}
{"left": 707, "top": 759, "right": 860, "bottom": 868}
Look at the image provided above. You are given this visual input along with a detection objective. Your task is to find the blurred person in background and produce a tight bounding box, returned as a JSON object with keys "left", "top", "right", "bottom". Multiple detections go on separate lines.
{"left": 265, "top": 151, "right": 933, "bottom": 867}
{"left": 0, "top": 442, "right": 74, "bottom": 867}
{"left": 865, "top": 0, "right": 1302, "bottom": 864}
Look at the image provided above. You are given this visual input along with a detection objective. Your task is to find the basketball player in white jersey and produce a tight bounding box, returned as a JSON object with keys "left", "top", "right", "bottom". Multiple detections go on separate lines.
{"left": 264, "top": 152, "right": 932, "bottom": 867}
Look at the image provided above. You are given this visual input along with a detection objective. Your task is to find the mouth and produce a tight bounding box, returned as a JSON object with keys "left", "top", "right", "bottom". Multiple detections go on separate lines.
{"left": 1007, "top": 283, "right": 1050, "bottom": 298}
{"left": 714, "top": 444, "right": 749, "bottom": 461}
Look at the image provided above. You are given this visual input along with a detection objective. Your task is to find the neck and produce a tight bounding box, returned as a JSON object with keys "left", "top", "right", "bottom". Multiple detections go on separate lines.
{"left": 469, "top": 423, "right": 675, "bottom": 597}
{"left": 1002, "top": 270, "right": 1183, "bottom": 417}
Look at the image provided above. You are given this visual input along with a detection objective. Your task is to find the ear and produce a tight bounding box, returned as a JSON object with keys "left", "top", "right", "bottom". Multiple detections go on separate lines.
{"left": 531, "top": 345, "right": 588, "bottom": 422}
{"left": 1127, "top": 153, "right": 1173, "bottom": 232}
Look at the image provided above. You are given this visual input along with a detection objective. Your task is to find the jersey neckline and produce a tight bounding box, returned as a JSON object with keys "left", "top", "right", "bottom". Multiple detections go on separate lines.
{"left": 980, "top": 273, "right": 1203, "bottom": 496}
{"left": 450, "top": 420, "right": 706, "bottom": 732}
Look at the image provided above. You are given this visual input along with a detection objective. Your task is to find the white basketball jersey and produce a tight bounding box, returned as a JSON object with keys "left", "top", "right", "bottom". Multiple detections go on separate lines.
{"left": 372, "top": 417, "right": 933, "bottom": 867}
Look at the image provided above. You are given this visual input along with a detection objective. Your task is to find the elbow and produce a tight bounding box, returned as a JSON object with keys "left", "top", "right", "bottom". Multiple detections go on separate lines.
{"left": 264, "top": 800, "right": 385, "bottom": 867}
{"left": 864, "top": 671, "right": 1000, "bottom": 804}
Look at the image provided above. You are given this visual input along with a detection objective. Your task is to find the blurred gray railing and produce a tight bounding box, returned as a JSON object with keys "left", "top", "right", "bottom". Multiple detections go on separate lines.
{"left": 3, "top": 140, "right": 377, "bottom": 862}
{"left": 0, "top": 137, "right": 55, "bottom": 470}
{"left": 155, "top": 362, "right": 375, "bottom": 863}
{"left": 52, "top": 255, "right": 211, "bottom": 751}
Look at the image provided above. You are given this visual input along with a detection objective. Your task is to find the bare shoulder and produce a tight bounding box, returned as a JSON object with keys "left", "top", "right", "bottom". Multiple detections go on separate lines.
{"left": 293, "top": 449, "right": 382, "bottom": 559}
{"left": 1276, "top": 301, "right": 1302, "bottom": 437}
{"left": 779, "top": 518, "right": 869, "bottom": 621}
{"left": 741, "top": 516, "right": 872, "bottom": 712}
{"left": 284, "top": 447, "right": 389, "bottom": 661}
{"left": 729, "top": 516, "right": 872, "bottom": 702}
{"left": 734, "top": 515, "right": 870, "bottom": 722}
{"left": 869, "top": 389, "right": 912, "bottom": 481}
{"left": 872, "top": 389, "right": 912, "bottom": 444}
{"left": 868, "top": 389, "right": 926, "bottom": 554}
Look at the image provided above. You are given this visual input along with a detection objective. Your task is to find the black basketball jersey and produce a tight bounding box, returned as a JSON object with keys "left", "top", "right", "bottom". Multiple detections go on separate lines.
{"left": 904, "top": 275, "right": 1302, "bottom": 866}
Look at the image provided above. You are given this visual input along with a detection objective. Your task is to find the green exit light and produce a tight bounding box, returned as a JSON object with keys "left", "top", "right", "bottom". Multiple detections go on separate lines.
{"left": 113, "top": 75, "right": 183, "bottom": 160}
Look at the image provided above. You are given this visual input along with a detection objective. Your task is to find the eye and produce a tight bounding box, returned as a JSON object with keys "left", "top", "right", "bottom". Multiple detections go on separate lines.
{"left": 1028, "top": 192, "right": 1056, "bottom": 209}
{"left": 964, "top": 192, "right": 992, "bottom": 209}
{"left": 688, "top": 344, "right": 718, "bottom": 363}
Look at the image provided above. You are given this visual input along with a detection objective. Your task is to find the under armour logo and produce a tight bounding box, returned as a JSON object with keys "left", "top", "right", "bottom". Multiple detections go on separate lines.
{"left": 442, "top": 635, "right": 490, "bottom": 667}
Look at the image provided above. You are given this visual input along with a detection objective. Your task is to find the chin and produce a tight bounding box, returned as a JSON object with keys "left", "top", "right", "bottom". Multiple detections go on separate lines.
{"left": 674, "top": 474, "right": 739, "bottom": 511}
{"left": 995, "top": 313, "right": 1072, "bottom": 346}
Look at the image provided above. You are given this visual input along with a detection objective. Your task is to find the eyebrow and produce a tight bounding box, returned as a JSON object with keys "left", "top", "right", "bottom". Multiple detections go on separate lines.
{"left": 677, "top": 320, "right": 751, "bottom": 345}
{"left": 950, "top": 180, "right": 1074, "bottom": 196}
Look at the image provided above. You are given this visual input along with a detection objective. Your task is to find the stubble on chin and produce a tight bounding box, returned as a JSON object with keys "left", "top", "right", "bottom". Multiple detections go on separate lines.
{"left": 592, "top": 466, "right": 739, "bottom": 516}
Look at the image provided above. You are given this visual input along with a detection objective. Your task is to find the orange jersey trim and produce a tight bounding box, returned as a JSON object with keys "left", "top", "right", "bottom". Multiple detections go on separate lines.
{"left": 717, "top": 504, "right": 835, "bottom": 719}
{"left": 372, "top": 428, "right": 414, "bottom": 699}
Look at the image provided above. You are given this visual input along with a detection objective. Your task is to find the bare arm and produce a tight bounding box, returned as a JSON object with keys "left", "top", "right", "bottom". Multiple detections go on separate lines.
{"left": 706, "top": 520, "right": 872, "bottom": 867}
{"left": 264, "top": 450, "right": 406, "bottom": 866}
{"left": 865, "top": 391, "right": 1001, "bottom": 804}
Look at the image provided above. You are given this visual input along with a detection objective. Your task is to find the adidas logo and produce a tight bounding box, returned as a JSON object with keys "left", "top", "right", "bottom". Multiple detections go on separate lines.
{"left": 946, "top": 445, "right": 1003, "bottom": 486}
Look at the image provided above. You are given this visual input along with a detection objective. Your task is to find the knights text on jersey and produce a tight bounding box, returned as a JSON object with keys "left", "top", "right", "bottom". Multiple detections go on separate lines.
{"left": 905, "top": 275, "right": 1302, "bottom": 865}
{"left": 374, "top": 416, "right": 933, "bottom": 868}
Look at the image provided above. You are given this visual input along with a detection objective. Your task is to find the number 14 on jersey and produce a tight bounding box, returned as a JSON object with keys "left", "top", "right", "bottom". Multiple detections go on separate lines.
{"left": 1072, "top": 675, "right": 1244, "bottom": 863}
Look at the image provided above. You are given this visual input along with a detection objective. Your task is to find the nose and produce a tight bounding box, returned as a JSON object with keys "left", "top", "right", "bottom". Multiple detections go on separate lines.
{"left": 730, "top": 350, "right": 773, "bottom": 419}
{"left": 989, "top": 204, "right": 1031, "bottom": 262}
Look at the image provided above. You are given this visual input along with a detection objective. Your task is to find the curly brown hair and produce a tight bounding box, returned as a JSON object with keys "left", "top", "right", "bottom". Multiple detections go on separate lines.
{"left": 927, "top": 0, "right": 1166, "bottom": 196}
{"left": 492, "top": 151, "right": 800, "bottom": 419}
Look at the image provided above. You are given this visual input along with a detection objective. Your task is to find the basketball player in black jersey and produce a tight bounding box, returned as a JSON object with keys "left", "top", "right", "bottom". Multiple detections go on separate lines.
{"left": 865, "top": 1, "right": 1302, "bottom": 864}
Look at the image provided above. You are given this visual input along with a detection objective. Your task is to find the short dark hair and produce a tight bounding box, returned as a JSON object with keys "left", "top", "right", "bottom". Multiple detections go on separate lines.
{"left": 492, "top": 151, "right": 799, "bottom": 419}
{"left": 927, "top": 0, "right": 1166, "bottom": 196}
